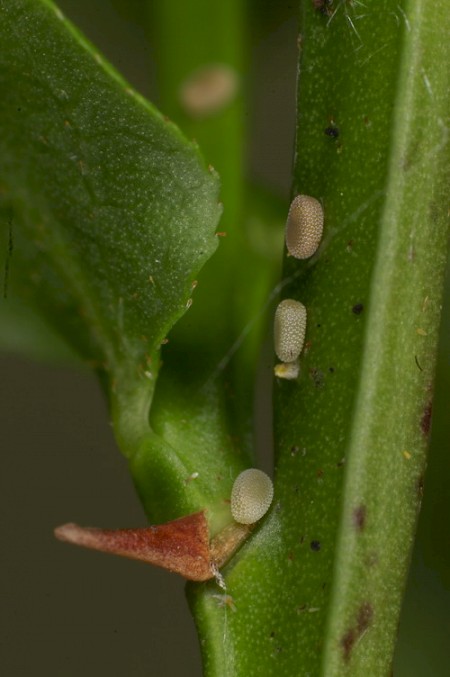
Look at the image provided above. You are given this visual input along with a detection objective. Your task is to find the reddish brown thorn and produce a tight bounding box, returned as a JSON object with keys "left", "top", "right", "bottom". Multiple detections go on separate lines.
{"left": 55, "top": 511, "right": 213, "bottom": 582}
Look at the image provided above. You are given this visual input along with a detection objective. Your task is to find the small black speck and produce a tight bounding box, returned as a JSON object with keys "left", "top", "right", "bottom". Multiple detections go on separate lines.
{"left": 290, "top": 445, "right": 300, "bottom": 457}
{"left": 316, "top": 323, "right": 322, "bottom": 328}
{"left": 310, "top": 540, "right": 321, "bottom": 552}
{"left": 329, "top": 367, "right": 335, "bottom": 373}
{"left": 270, "top": 631, "right": 276, "bottom": 639}
{"left": 325, "top": 126, "right": 339, "bottom": 138}
{"left": 352, "top": 303, "right": 364, "bottom": 315}
{"left": 17, "top": 107, "right": 22, "bottom": 112}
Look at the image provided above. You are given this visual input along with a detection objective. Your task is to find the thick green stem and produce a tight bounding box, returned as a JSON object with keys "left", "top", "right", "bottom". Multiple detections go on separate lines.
{"left": 190, "top": 2, "right": 450, "bottom": 675}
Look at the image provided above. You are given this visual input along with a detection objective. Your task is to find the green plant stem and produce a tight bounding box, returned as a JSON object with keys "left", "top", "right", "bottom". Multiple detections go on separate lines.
{"left": 190, "top": 1, "right": 450, "bottom": 675}
{"left": 321, "top": 1, "right": 450, "bottom": 671}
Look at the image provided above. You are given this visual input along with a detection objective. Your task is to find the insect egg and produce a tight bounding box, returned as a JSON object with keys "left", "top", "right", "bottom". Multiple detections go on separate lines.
{"left": 274, "top": 299, "right": 307, "bottom": 363}
{"left": 179, "top": 64, "right": 239, "bottom": 118}
{"left": 231, "top": 469, "right": 274, "bottom": 525}
{"left": 286, "top": 194, "right": 324, "bottom": 259}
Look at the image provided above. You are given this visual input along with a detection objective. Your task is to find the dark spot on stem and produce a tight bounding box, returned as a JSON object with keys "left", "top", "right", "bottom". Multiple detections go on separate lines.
{"left": 352, "top": 303, "right": 364, "bottom": 315}
{"left": 309, "top": 367, "right": 325, "bottom": 388}
{"left": 421, "top": 400, "right": 432, "bottom": 436}
{"left": 352, "top": 505, "right": 367, "bottom": 532}
{"left": 341, "top": 602, "right": 374, "bottom": 662}
{"left": 312, "top": 0, "right": 333, "bottom": 15}
{"left": 325, "top": 125, "right": 339, "bottom": 138}
{"left": 310, "top": 540, "right": 321, "bottom": 552}
{"left": 341, "top": 628, "right": 356, "bottom": 662}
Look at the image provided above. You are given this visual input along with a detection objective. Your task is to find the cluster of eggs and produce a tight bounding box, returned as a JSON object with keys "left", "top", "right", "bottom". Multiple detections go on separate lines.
{"left": 274, "top": 195, "right": 324, "bottom": 380}
{"left": 227, "top": 196, "right": 324, "bottom": 531}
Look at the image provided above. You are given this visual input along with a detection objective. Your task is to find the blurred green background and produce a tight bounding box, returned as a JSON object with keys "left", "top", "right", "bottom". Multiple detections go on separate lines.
{"left": 0, "top": 1, "right": 448, "bottom": 675}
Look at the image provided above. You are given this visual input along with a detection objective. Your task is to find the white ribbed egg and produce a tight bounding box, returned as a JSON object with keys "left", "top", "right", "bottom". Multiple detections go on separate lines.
{"left": 274, "top": 299, "right": 307, "bottom": 363}
{"left": 286, "top": 194, "right": 323, "bottom": 259}
{"left": 230, "top": 469, "right": 274, "bottom": 525}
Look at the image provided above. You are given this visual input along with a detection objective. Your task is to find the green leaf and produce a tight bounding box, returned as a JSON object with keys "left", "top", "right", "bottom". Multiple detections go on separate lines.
{"left": 0, "top": 0, "right": 221, "bottom": 384}
{"left": 191, "top": 1, "right": 450, "bottom": 675}
{"left": 0, "top": 0, "right": 224, "bottom": 515}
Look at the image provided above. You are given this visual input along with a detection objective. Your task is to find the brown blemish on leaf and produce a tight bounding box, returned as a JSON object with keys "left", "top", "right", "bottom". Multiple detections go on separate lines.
{"left": 341, "top": 628, "right": 356, "bottom": 662}
{"left": 357, "top": 602, "right": 373, "bottom": 634}
{"left": 421, "top": 400, "right": 432, "bottom": 436}
{"left": 309, "top": 367, "right": 325, "bottom": 388}
{"left": 340, "top": 602, "right": 374, "bottom": 662}
{"left": 55, "top": 512, "right": 213, "bottom": 581}
{"left": 352, "top": 505, "right": 367, "bottom": 532}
